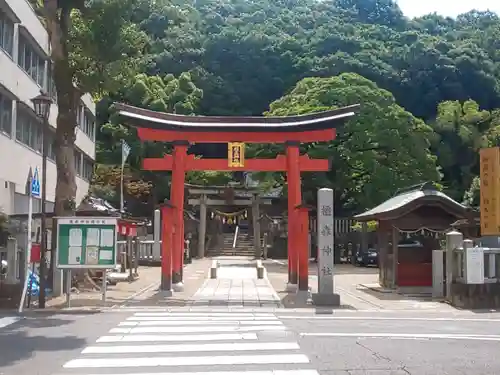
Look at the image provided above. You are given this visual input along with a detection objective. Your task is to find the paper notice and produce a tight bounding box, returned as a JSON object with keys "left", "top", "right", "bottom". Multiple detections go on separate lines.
{"left": 69, "top": 228, "right": 82, "bottom": 247}
{"left": 86, "top": 228, "right": 100, "bottom": 247}
{"left": 68, "top": 246, "right": 82, "bottom": 264}
{"left": 100, "top": 229, "right": 115, "bottom": 247}
{"left": 86, "top": 246, "right": 99, "bottom": 265}
{"left": 99, "top": 249, "right": 113, "bottom": 261}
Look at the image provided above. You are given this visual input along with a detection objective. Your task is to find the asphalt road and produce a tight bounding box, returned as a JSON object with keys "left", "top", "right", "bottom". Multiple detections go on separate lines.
{"left": 278, "top": 311, "right": 500, "bottom": 374}
{"left": 2, "top": 308, "right": 500, "bottom": 375}
{"left": 0, "top": 310, "right": 129, "bottom": 375}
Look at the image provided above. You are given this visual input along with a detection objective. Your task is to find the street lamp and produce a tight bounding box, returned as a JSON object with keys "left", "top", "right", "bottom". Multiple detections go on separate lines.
{"left": 31, "top": 92, "right": 52, "bottom": 309}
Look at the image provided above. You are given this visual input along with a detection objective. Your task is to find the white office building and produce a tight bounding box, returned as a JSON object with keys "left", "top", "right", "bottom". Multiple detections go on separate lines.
{"left": 0, "top": 0, "right": 96, "bottom": 216}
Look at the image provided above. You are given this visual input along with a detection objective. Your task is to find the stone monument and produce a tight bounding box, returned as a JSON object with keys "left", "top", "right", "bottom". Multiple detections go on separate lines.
{"left": 312, "top": 188, "right": 340, "bottom": 306}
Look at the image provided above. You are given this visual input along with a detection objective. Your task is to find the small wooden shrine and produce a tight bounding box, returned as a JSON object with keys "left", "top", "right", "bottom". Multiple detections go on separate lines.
{"left": 355, "top": 183, "right": 471, "bottom": 289}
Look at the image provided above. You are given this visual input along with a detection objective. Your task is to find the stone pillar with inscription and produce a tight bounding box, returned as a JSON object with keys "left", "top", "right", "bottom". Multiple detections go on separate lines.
{"left": 312, "top": 188, "right": 340, "bottom": 306}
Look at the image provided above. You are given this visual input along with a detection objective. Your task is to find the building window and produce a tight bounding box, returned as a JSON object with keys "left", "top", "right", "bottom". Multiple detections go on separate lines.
{"left": 47, "top": 131, "right": 56, "bottom": 160}
{"left": 18, "top": 34, "right": 46, "bottom": 87}
{"left": 0, "top": 11, "right": 14, "bottom": 56}
{"left": 48, "top": 76, "right": 57, "bottom": 100}
{"left": 74, "top": 150, "right": 82, "bottom": 176}
{"left": 47, "top": 61, "right": 57, "bottom": 101}
{"left": 16, "top": 108, "right": 42, "bottom": 152}
{"left": 82, "top": 158, "right": 94, "bottom": 181}
{"left": 76, "top": 103, "right": 95, "bottom": 140}
{"left": 83, "top": 109, "right": 95, "bottom": 139}
{"left": 76, "top": 103, "right": 84, "bottom": 127}
{"left": 0, "top": 92, "right": 12, "bottom": 136}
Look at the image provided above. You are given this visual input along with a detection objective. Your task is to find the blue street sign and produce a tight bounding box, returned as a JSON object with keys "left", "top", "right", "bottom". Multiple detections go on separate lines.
{"left": 31, "top": 167, "right": 40, "bottom": 197}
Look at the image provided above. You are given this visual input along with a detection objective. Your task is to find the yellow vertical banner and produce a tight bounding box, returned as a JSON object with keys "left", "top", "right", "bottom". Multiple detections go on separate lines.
{"left": 480, "top": 147, "right": 500, "bottom": 235}
{"left": 228, "top": 142, "right": 245, "bottom": 168}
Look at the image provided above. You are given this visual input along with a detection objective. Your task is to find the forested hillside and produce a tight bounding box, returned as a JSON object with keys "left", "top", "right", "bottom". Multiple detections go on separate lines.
{"left": 93, "top": 0, "right": 500, "bottom": 216}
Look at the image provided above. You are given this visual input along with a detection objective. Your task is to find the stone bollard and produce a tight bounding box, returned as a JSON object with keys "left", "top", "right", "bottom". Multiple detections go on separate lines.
{"left": 210, "top": 260, "right": 218, "bottom": 279}
{"left": 256, "top": 260, "right": 264, "bottom": 279}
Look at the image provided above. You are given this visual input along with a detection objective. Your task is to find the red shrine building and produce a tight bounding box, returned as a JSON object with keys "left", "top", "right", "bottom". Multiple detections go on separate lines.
{"left": 114, "top": 102, "right": 359, "bottom": 292}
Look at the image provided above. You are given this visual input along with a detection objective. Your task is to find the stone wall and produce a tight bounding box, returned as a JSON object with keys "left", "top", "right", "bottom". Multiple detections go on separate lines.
{"left": 451, "top": 282, "right": 500, "bottom": 309}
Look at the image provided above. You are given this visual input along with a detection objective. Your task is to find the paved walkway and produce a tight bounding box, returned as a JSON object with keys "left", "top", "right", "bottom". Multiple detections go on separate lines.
{"left": 190, "top": 257, "right": 281, "bottom": 307}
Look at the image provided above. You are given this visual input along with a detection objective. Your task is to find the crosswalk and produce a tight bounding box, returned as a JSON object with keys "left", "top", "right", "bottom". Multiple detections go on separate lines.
{"left": 58, "top": 310, "right": 319, "bottom": 375}
{"left": 0, "top": 316, "right": 20, "bottom": 329}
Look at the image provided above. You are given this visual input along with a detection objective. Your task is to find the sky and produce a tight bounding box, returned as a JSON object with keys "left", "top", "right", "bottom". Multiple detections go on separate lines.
{"left": 396, "top": 0, "right": 500, "bottom": 18}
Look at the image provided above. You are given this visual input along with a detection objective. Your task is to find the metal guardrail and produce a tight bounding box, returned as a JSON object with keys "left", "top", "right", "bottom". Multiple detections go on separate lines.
{"left": 453, "top": 246, "right": 500, "bottom": 284}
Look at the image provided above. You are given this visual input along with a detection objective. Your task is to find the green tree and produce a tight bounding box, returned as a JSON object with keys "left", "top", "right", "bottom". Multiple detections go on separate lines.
{"left": 261, "top": 73, "right": 441, "bottom": 212}
{"left": 463, "top": 176, "right": 480, "bottom": 207}
{"left": 94, "top": 72, "right": 203, "bottom": 212}
{"left": 29, "top": 0, "right": 148, "bottom": 216}
{"left": 430, "top": 100, "right": 497, "bottom": 200}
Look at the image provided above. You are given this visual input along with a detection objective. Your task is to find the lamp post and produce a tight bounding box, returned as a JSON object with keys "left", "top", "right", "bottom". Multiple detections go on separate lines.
{"left": 31, "top": 92, "right": 52, "bottom": 309}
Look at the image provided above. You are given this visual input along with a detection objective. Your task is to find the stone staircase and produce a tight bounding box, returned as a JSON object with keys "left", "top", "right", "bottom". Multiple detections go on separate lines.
{"left": 207, "top": 231, "right": 256, "bottom": 257}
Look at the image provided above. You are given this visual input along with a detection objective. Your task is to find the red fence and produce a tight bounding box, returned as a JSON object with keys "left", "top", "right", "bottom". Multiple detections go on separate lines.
{"left": 397, "top": 263, "right": 433, "bottom": 287}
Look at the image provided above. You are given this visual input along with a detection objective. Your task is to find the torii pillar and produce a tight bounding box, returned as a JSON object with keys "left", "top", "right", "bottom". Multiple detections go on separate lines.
{"left": 171, "top": 141, "right": 188, "bottom": 291}
{"left": 286, "top": 141, "right": 301, "bottom": 288}
{"left": 160, "top": 201, "right": 175, "bottom": 294}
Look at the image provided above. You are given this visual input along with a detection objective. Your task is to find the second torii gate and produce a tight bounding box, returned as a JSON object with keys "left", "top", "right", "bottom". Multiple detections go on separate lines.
{"left": 114, "top": 103, "right": 359, "bottom": 294}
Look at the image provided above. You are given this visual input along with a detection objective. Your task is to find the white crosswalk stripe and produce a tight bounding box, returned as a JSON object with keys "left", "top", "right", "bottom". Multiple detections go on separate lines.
{"left": 0, "top": 316, "right": 20, "bottom": 329}
{"left": 56, "top": 310, "right": 319, "bottom": 375}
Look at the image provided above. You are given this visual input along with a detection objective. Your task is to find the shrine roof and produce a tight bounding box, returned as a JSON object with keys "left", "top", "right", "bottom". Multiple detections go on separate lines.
{"left": 354, "top": 182, "right": 468, "bottom": 222}
{"left": 113, "top": 103, "right": 360, "bottom": 132}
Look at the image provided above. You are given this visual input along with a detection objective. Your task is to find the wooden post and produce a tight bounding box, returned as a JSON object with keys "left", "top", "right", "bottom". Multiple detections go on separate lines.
{"left": 286, "top": 141, "right": 301, "bottom": 286}
{"left": 171, "top": 142, "right": 188, "bottom": 288}
{"left": 134, "top": 235, "right": 139, "bottom": 275}
{"left": 198, "top": 194, "right": 207, "bottom": 258}
{"left": 127, "top": 235, "right": 133, "bottom": 281}
{"left": 391, "top": 227, "right": 399, "bottom": 288}
{"left": 252, "top": 194, "right": 261, "bottom": 258}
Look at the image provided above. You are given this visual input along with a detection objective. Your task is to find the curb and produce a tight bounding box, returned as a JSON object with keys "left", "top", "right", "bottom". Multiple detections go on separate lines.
{"left": 357, "top": 283, "right": 394, "bottom": 294}
{"left": 111, "top": 281, "right": 160, "bottom": 309}
{"left": 270, "top": 259, "right": 287, "bottom": 266}
{"left": 1, "top": 281, "right": 161, "bottom": 315}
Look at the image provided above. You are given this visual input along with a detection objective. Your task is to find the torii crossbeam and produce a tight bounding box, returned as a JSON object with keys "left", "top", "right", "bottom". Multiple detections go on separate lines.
{"left": 113, "top": 102, "right": 359, "bottom": 295}
{"left": 143, "top": 154, "right": 331, "bottom": 172}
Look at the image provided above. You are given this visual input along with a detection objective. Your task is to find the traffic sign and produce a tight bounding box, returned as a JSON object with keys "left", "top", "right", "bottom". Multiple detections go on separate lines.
{"left": 31, "top": 167, "right": 40, "bottom": 197}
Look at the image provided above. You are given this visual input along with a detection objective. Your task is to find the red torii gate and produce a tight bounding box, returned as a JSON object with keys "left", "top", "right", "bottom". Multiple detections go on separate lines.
{"left": 114, "top": 103, "right": 359, "bottom": 293}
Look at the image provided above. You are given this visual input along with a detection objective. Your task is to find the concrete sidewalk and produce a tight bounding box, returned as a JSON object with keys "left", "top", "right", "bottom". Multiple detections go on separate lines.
{"left": 190, "top": 257, "right": 281, "bottom": 307}
{"left": 27, "top": 258, "right": 211, "bottom": 310}
{"left": 265, "top": 259, "right": 456, "bottom": 311}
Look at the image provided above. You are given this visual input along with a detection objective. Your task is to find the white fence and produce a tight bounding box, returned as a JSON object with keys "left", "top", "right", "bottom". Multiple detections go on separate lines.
{"left": 117, "top": 240, "right": 161, "bottom": 264}
{"left": 453, "top": 245, "right": 500, "bottom": 284}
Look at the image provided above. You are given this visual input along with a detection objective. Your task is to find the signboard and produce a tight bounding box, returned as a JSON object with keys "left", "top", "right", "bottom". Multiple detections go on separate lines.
{"left": 465, "top": 247, "right": 484, "bottom": 284}
{"left": 228, "top": 142, "right": 245, "bottom": 168}
{"left": 317, "top": 188, "right": 334, "bottom": 294}
{"left": 56, "top": 217, "right": 118, "bottom": 269}
{"left": 480, "top": 147, "right": 500, "bottom": 235}
{"left": 31, "top": 167, "right": 40, "bottom": 198}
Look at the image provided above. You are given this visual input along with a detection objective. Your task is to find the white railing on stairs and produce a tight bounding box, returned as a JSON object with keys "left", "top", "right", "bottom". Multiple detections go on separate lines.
{"left": 232, "top": 225, "right": 240, "bottom": 255}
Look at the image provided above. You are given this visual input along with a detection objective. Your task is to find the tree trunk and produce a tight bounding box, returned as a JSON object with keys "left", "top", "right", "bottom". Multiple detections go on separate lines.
{"left": 41, "top": 0, "right": 89, "bottom": 289}
{"left": 48, "top": 60, "right": 83, "bottom": 284}
{"left": 53, "top": 61, "right": 79, "bottom": 216}
{"left": 44, "top": 6, "right": 80, "bottom": 208}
